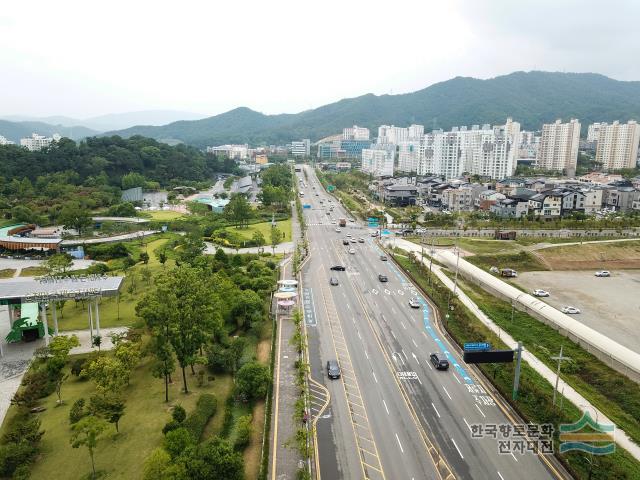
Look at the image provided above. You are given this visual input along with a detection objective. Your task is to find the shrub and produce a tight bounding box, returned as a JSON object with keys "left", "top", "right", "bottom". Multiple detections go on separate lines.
{"left": 162, "top": 420, "right": 181, "bottom": 436}
{"left": 182, "top": 394, "right": 217, "bottom": 442}
{"left": 235, "top": 362, "right": 270, "bottom": 401}
{"left": 85, "top": 242, "right": 129, "bottom": 261}
{"left": 0, "top": 417, "right": 43, "bottom": 478}
{"left": 70, "top": 358, "right": 87, "bottom": 377}
{"left": 69, "top": 398, "right": 86, "bottom": 424}
{"left": 13, "top": 370, "right": 55, "bottom": 407}
{"left": 163, "top": 428, "right": 194, "bottom": 459}
{"left": 221, "top": 398, "right": 234, "bottom": 438}
{"left": 172, "top": 405, "right": 186, "bottom": 424}
{"left": 233, "top": 415, "right": 252, "bottom": 450}
{"left": 142, "top": 447, "right": 172, "bottom": 480}
{"left": 86, "top": 263, "right": 110, "bottom": 275}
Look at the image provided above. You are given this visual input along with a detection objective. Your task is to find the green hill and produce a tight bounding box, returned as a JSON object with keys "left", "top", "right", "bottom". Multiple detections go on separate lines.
{"left": 0, "top": 120, "right": 99, "bottom": 143}
{"left": 108, "top": 71, "right": 640, "bottom": 147}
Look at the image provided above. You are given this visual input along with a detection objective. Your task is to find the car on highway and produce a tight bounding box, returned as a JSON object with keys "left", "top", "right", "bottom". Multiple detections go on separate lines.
{"left": 330, "top": 265, "right": 346, "bottom": 271}
{"left": 595, "top": 270, "right": 611, "bottom": 277}
{"left": 335, "top": 227, "right": 341, "bottom": 232}
{"left": 358, "top": 237, "right": 365, "bottom": 243}
{"left": 342, "top": 239, "right": 350, "bottom": 245}
{"left": 329, "top": 277, "right": 339, "bottom": 286}
{"left": 380, "top": 255, "right": 388, "bottom": 261}
{"left": 408, "top": 298, "right": 420, "bottom": 308}
{"left": 532, "top": 289, "right": 550, "bottom": 297}
{"left": 378, "top": 274, "right": 388, "bottom": 282}
{"left": 346, "top": 233, "right": 351, "bottom": 237}
{"left": 430, "top": 353, "right": 449, "bottom": 370}
{"left": 371, "top": 231, "right": 378, "bottom": 237}
{"left": 348, "top": 248, "right": 356, "bottom": 254}
{"left": 326, "top": 211, "right": 330, "bottom": 215}
{"left": 327, "top": 360, "right": 341, "bottom": 379}
{"left": 350, "top": 238, "right": 357, "bottom": 243}
{"left": 561, "top": 306, "right": 581, "bottom": 314}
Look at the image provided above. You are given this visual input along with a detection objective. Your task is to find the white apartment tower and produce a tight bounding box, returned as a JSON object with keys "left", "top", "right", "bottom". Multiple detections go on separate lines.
{"left": 536, "top": 119, "right": 581, "bottom": 176}
{"left": 361, "top": 147, "right": 394, "bottom": 177}
{"left": 587, "top": 122, "right": 604, "bottom": 143}
{"left": 343, "top": 125, "right": 370, "bottom": 141}
{"left": 595, "top": 121, "right": 640, "bottom": 170}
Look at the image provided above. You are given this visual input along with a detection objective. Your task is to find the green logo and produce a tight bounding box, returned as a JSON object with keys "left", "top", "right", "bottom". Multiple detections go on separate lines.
{"left": 559, "top": 412, "right": 615, "bottom": 455}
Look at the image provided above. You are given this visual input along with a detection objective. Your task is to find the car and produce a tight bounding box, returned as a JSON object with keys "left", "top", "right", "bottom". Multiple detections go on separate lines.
{"left": 358, "top": 237, "right": 365, "bottom": 243}
{"left": 489, "top": 266, "right": 499, "bottom": 274}
{"left": 378, "top": 274, "right": 388, "bottom": 282}
{"left": 371, "top": 231, "right": 379, "bottom": 237}
{"left": 595, "top": 270, "right": 611, "bottom": 277}
{"left": 408, "top": 298, "right": 420, "bottom": 308}
{"left": 532, "top": 289, "right": 550, "bottom": 297}
{"left": 330, "top": 265, "right": 346, "bottom": 271}
{"left": 430, "top": 353, "right": 449, "bottom": 370}
{"left": 350, "top": 238, "right": 357, "bottom": 243}
{"left": 327, "top": 360, "right": 341, "bottom": 379}
{"left": 562, "top": 306, "right": 581, "bottom": 314}
{"left": 335, "top": 227, "right": 341, "bottom": 232}
{"left": 348, "top": 248, "right": 356, "bottom": 254}
{"left": 315, "top": 193, "right": 319, "bottom": 196}
{"left": 326, "top": 211, "right": 330, "bottom": 215}
{"left": 346, "top": 233, "right": 352, "bottom": 237}
{"left": 329, "top": 277, "right": 339, "bottom": 286}
{"left": 349, "top": 218, "right": 355, "bottom": 222}
{"left": 380, "top": 255, "right": 388, "bottom": 261}
{"left": 342, "top": 239, "right": 350, "bottom": 245}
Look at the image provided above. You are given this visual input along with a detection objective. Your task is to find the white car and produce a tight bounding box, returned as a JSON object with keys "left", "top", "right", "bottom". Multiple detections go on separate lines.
{"left": 408, "top": 298, "right": 421, "bottom": 309}
{"left": 532, "top": 289, "right": 550, "bottom": 297}
{"left": 346, "top": 233, "right": 352, "bottom": 237}
{"left": 595, "top": 270, "right": 611, "bottom": 277}
{"left": 335, "top": 227, "right": 341, "bottom": 232}
{"left": 562, "top": 306, "right": 581, "bottom": 314}
{"left": 348, "top": 248, "right": 356, "bottom": 254}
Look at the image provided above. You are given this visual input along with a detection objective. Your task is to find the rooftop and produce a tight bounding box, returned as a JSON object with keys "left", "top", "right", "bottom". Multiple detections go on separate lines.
{"left": 0, "top": 275, "right": 124, "bottom": 302}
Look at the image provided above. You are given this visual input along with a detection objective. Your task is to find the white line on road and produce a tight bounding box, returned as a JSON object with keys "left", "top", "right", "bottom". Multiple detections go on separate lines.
{"left": 431, "top": 402, "right": 441, "bottom": 418}
{"left": 426, "top": 360, "right": 432, "bottom": 370}
{"left": 412, "top": 352, "right": 420, "bottom": 365}
{"left": 391, "top": 307, "right": 396, "bottom": 314}
{"left": 453, "top": 373, "right": 462, "bottom": 384}
{"left": 347, "top": 304, "right": 351, "bottom": 310}
{"left": 510, "top": 452, "right": 518, "bottom": 462}
{"left": 442, "top": 385, "right": 452, "bottom": 400}
{"left": 383, "top": 399, "right": 389, "bottom": 415}
{"left": 498, "top": 472, "right": 505, "bottom": 480}
{"left": 463, "top": 418, "right": 472, "bottom": 432}
{"left": 412, "top": 338, "right": 418, "bottom": 347}
{"left": 391, "top": 330, "right": 397, "bottom": 339}
{"left": 372, "top": 371, "right": 378, "bottom": 383}
{"left": 357, "top": 330, "right": 362, "bottom": 340}
{"left": 475, "top": 404, "right": 486, "bottom": 418}
{"left": 422, "top": 331, "right": 428, "bottom": 339}
{"left": 395, "top": 433, "right": 405, "bottom": 454}
{"left": 364, "top": 350, "right": 369, "bottom": 359}
{"left": 401, "top": 321, "right": 407, "bottom": 330}
{"left": 451, "top": 438, "right": 464, "bottom": 459}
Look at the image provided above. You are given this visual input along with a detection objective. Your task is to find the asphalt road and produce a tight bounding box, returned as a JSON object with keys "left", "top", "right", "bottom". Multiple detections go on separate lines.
{"left": 298, "top": 167, "right": 562, "bottom": 480}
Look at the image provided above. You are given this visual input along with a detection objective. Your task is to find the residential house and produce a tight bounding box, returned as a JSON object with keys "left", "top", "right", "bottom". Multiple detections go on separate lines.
{"left": 476, "top": 190, "right": 506, "bottom": 210}
{"left": 528, "top": 190, "right": 563, "bottom": 218}
{"left": 490, "top": 198, "right": 529, "bottom": 218}
{"left": 380, "top": 184, "right": 418, "bottom": 207}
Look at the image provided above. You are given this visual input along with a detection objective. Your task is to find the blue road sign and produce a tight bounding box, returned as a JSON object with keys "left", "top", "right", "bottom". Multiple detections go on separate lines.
{"left": 464, "top": 342, "right": 491, "bottom": 352}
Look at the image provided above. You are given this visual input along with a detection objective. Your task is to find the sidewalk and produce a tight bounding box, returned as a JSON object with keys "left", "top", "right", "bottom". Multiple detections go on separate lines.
{"left": 388, "top": 239, "right": 640, "bottom": 462}
{"left": 204, "top": 241, "right": 294, "bottom": 256}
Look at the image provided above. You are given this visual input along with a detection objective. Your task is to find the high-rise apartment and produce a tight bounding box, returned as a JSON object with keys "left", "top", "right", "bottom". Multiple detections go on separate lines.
{"left": 587, "top": 122, "right": 604, "bottom": 143}
{"left": 536, "top": 119, "right": 581, "bottom": 176}
{"left": 343, "top": 125, "right": 370, "bottom": 141}
{"left": 595, "top": 120, "right": 640, "bottom": 170}
{"left": 361, "top": 147, "right": 394, "bottom": 177}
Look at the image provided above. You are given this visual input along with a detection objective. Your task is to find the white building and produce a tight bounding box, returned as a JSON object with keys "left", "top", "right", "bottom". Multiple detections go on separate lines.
{"left": 361, "top": 147, "right": 394, "bottom": 177}
{"left": 518, "top": 130, "right": 540, "bottom": 160}
{"left": 377, "top": 125, "right": 408, "bottom": 144}
{"left": 536, "top": 119, "right": 581, "bottom": 176}
{"left": 587, "top": 122, "right": 604, "bottom": 143}
{"left": 20, "top": 133, "right": 61, "bottom": 151}
{"left": 206, "top": 144, "right": 249, "bottom": 159}
{"left": 397, "top": 139, "right": 422, "bottom": 173}
{"left": 290, "top": 139, "right": 310, "bottom": 157}
{"left": 343, "top": 125, "right": 370, "bottom": 141}
{"left": 0, "top": 135, "right": 14, "bottom": 145}
{"left": 594, "top": 121, "right": 640, "bottom": 171}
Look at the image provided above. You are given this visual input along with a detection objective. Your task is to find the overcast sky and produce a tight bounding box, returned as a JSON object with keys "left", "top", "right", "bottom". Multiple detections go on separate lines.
{"left": 1, "top": 0, "right": 638, "bottom": 119}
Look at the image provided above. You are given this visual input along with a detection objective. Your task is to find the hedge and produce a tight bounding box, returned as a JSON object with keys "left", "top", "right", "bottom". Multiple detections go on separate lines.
{"left": 182, "top": 393, "right": 217, "bottom": 442}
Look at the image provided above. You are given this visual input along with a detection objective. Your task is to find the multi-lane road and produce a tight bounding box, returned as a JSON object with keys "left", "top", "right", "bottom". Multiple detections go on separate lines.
{"left": 296, "top": 165, "right": 566, "bottom": 480}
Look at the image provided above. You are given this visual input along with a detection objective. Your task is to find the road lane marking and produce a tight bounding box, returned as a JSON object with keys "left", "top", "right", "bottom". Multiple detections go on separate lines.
{"left": 451, "top": 438, "right": 464, "bottom": 459}
{"left": 453, "top": 373, "right": 462, "bottom": 384}
{"left": 391, "top": 330, "right": 397, "bottom": 339}
{"left": 475, "top": 404, "right": 486, "bottom": 418}
{"left": 373, "top": 371, "right": 378, "bottom": 383}
{"left": 395, "top": 433, "right": 405, "bottom": 454}
{"left": 357, "top": 330, "right": 362, "bottom": 340}
{"left": 412, "top": 338, "right": 418, "bottom": 347}
{"left": 510, "top": 452, "right": 518, "bottom": 462}
{"left": 463, "top": 417, "right": 472, "bottom": 432}
{"left": 442, "top": 385, "right": 452, "bottom": 400}
{"left": 364, "top": 350, "right": 369, "bottom": 359}
{"left": 383, "top": 399, "right": 389, "bottom": 415}
{"left": 401, "top": 321, "right": 407, "bottom": 330}
{"left": 498, "top": 472, "right": 505, "bottom": 480}
{"left": 431, "top": 402, "right": 441, "bottom": 418}
{"left": 411, "top": 352, "right": 420, "bottom": 365}
{"left": 426, "top": 359, "right": 433, "bottom": 370}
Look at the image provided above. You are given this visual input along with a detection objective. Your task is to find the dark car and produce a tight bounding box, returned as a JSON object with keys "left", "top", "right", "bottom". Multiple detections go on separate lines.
{"left": 430, "top": 353, "right": 449, "bottom": 370}
{"left": 329, "top": 277, "right": 339, "bottom": 286}
{"left": 378, "top": 274, "right": 388, "bottom": 282}
{"left": 327, "top": 360, "right": 341, "bottom": 379}
{"left": 342, "top": 239, "right": 350, "bottom": 245}
{"left": 330, "top": 265, "right": 346, "bottom": 271}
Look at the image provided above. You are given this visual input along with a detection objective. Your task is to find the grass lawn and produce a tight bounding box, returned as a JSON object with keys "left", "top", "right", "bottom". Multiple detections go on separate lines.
{"left": 224, "top": 218, "right": 292, "bottom": 244}
{"left": 465, "top": 250, "right": 547, "bottom": 272}
{"left": 405, "top": 237, "right": 523, "bottom": 256}
{"left": 535, "top": 239, "right": 640, "bottom": 270}
{"left": 143, "top": 210, "right": 186, "bottom": 221}
{"left": 1, "top": 355, "right": 233, "bottom": 480}
{"left": 0, "top": 268, "right": 16, "bottom": 278}
{"left": 19, "top": 266, "right": 49, "bottom": 277}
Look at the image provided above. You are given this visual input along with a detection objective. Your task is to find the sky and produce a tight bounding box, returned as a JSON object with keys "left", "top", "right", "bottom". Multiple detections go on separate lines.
{"left": 1, "top": 0, "right": 639, "bottom": 119}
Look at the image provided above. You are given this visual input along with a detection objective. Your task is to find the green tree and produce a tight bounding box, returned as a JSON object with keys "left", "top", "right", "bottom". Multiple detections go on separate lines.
{"left": 89, "top": 394, "right": 126, "bottom": 433}
{"left": 121, "top": 172, "right": 146, "bottom": 190}
{"left": 139, "top": 252, "right": 150, "bottom": 264}
{"left": 164, "top": 427, "right": 195, "bottom": 459}
{"left": 143, "top": 448, "right": 172, "bottom": 480}
{"left": 47, "top": 334, "right": 80, "bottom": 404}
{"left": 270, "top": 226, "right": 283, "bottom": 254}
{"left": 157, "top": 249, "right": 168, "bottom": 268}
{"left": 176, "top": 437, "right": 244, "bottom": 480}
{"left": 251, "top": 230, "right": 265, "bottom": 246}
{"left": 70, "top": 416, "right": 107, "bottom": 480}
{"left": 224, "top": 194, "right": 251, "bottom": 228}
{"left": 149, "top": 335, "right": 176, "bottom": 403}
{"left": 235, "top": 362, "right": 270, "bottom": 401}
{"left": 85, "top": 356, "right": 129, "bottom": 395}
{"left": 58, "top": 201, "right": 92, "bottom": 236}
{"left": 45, "top": 252, "right": 73, "bottom": 275}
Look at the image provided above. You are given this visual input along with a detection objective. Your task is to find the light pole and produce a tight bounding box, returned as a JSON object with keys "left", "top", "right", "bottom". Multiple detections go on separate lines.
{"left": 551, "top": 345, "right": 571, "bottom": 406}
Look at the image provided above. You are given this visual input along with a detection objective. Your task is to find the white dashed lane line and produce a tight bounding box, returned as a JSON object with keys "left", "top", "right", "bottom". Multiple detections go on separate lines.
{"left": 442, "top": 385, "right": 452, "bottom": 400}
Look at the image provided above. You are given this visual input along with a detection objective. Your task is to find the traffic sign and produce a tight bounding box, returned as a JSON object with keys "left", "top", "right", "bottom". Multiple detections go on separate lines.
{"left": 464, "top": 342, "right": 491, "bottom": 352}
{"left": 327, "top": 185, "right": 336, "bottom": 192}
{"left": 463, "top": 350, "right": 514, "bottom": 364}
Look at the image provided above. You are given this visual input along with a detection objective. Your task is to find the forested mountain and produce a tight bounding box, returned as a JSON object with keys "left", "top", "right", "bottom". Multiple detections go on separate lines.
{"left": 0, "top": 119, "right": 99, "bottom": 143}
{"left": 0, "top": 135, "right": 236, "bottom": 186}
{"left": 108, "top": 71, "right": 640, "bottom": 147}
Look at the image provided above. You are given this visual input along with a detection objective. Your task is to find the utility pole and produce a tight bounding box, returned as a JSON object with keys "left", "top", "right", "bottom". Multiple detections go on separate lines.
{"left": 551, "top": 345, "right": 571, "bottom": 406}
{"left": 452, "top": 239, "right": 461, "bottom": 297}
{"left": 512, "top": 341, "right": 523, "bottom": 400}
{"left": 428, "top": 235, "right": 434, "bottom": 284}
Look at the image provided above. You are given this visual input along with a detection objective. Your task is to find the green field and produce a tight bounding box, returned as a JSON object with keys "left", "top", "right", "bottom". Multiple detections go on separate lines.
{"left": 143, "top": 210, "right": 186, "bottom": 221}
{"left": 19, "top": 266, "right": 49, "bottom": 277}
{"left": 0, "top": 268, "right": 16, "bottom": 278}
{"left": 223, "top": 219, "right": 292, "bottom": 244}
{"left": 465, "top": 250, "right": 547, "bottom": 272}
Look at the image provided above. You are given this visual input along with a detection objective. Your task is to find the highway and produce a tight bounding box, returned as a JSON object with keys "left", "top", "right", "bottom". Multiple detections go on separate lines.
{"left": 297, "top": 165, "right": 564, "bottom": 480}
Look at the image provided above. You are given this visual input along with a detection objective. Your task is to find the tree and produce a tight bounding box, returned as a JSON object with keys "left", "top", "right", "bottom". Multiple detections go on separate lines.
{"left": 141, "top": 266, "right": 152, "bottom": 285}
{"left": 270, "top": 226, "right": 283, "bottom": 254}
{"left": 89, "top": 394, "right": 125, "bottom": 433}
{"left": 45, "top": 253, "right": 73, "bottom": 275}
{"left": 47, "top": 335, "right": 80, "bottom": 404}
{"left": 143, "top": 448, "right": 172, "bottom": 480}
{"left": 121, "top": 172, "right": 146, "bottom": 190}
{"left": 251, "top": 230, "right": 265, "bottom": 247}
{"left": 157, "top": 249, "right": 168, "bottom": 268}
{"left": 176, "top": 437, "right": 244, "bottom": 480}
{"left": 149, "top": 335, "right": 176, "bottom": 403}
{"left": 139, "top": 252, "right": 150, "bottom": 264}
{"left": 70, "top": 416, "right": 107, "bottom": 480}
{"left": 231, "top": 290, "right": 264, "bottom": 329}
{"left": 235, "top": 362, "right": 270, "bottom": 401}
{"left": 224, "top": 194, "right": 251, "bottom": 228}
{"left": 58, "top": 201, "right": 92, "bottom": 236}
{"left": 164, "top": 427, "right": 195, "bottom": 459}
{"left": 85, "top": 356, "right": 129, "bottom": 395}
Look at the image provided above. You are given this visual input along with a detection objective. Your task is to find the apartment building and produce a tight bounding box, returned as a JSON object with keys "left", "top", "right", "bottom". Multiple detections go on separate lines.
{"left": 361, "top": 147, "right": 394, "bottom": 177}
{"left": 595, "top": 121, "right": 640, "bottom": 170}
{"left": 341, "top": 139, "right": 371, "bottom": 158}
{"left": 441, "top": 186, "right": 476, "bottom": 212}
{"left": 343, "top": 125, "right": 370, "bottom": 141}
{"left": 20, "top": 133, "right": 61, "bottom": 151}
{"left": 207, "top": 144, "right": 249, "bottom": 159}
{"left": 536, "top": 119, "right": 581, "bottom": 176}
{"left": 397, "top": 139, "right": 421, "bottom": 173}
{"left": 289, "top": 139, "right": 310, "bottom": 157}
{"left": 587, "top": 122, "right": 604, "bottom": 143}
{"left": 0, "top": 135, "right": 14, "bottom": 145}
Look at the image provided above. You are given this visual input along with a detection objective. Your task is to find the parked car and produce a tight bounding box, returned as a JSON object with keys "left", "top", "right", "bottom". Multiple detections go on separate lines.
{"left": 346, "top": 233, "right": 352, "bottom": 237}
{"left": 348, "top": 248, "right": 356, "bottom": 254}
{"left": 371, "top": 231, "right": 379, "bottom": 237}
{"left": 327, "top": 360, "right": 341, "bottom": 379}
{"left": 330, "top": 265, "right": 346, "bottom": 271}
{"left": 489, "top": 266, "right": 499, "bottom": 274}
{"left": 408, "top": 298, "right": 420, "bottom": 308}
{"left": 430, "top": 353, "right": 449, "bottom": 370}
{"left": 335, "top": 227, "right": 341, "bottom": 232}
{"left": 358, "top": 238, "right": 365, "bottom": 243}
{"left": 595, "top": 270, "right": 611, "bottom": 277}
{"left": 350, "top": 239, "right": 357, "bottom": 243}
{"left": 378, "top": 274, "right": 388, "bottom": 282}
{"left": 532, "top": 289, "right": 550, "bottom": 297}
{"left": 342, "top": 239, "right": 350, "bottom": 245}
{"left": 380, "top": 255, "right": 388, "bottom": 261}
{"left": 562, "top": 306, "right": 581, "bottom": 314}
{"left": 500, "top": 268, "right": 518, "bottom": 278}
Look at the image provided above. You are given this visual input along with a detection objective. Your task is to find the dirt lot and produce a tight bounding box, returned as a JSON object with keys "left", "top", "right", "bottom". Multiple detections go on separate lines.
{"left": 536, "top": 240, "right": 640, "bottom": 270}
{"left": 514, "top": 270, "right": 640, "bottom": 354}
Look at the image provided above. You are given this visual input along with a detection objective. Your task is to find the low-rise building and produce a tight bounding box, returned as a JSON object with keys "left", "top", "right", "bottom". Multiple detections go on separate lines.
{"left": 605, "top": 185, "right": 640, "bottom": 211}
{"left": 289, "top": 139, "right": 310, "bottom": 157}
{"left": 441, "top": 186, "right": 475, "bottom": 212}
{"left": 476, "top": 190, "right": 506, "bottom": 210}
{"left": 380, "top": 184, "right": 418, "bottom": 207}
{"left": 528, "top": 191, "right": 563, "bottom": 218}
{"left": 0, "top": 135, "right": 15, "bottom": 145}
{"left": 207, "top": 144, "right": 249, "bottom": 159}
{"left": 577, "top": 172, "right": 624, "bottom": 185}
{"left": 490, "top": 198, "right": 529, "bottom": 218}
{"left": 20, "top": 133, "right": 61, "bottom": 151}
